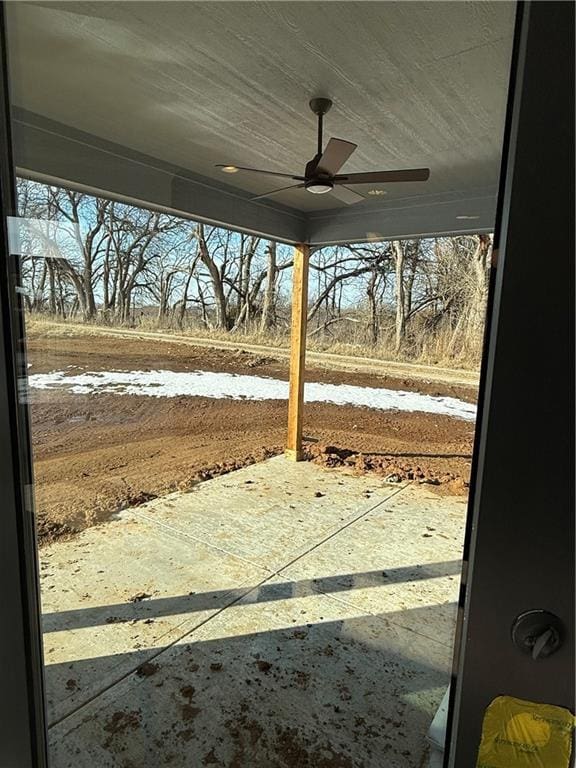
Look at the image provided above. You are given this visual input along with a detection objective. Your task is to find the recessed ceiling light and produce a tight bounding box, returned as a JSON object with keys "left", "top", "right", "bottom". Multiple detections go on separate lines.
{"left": 456, "top": 214, "right": 480, "bottom": 220}
{"left": 220, "top": 165, "right": 239, "bottom": 173}
{"left": 368, "top": 189, "right": 387, "bottom": 196}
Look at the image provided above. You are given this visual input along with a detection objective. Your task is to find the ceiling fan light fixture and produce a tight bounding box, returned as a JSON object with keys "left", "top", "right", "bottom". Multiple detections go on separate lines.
{"left": 305, "top": 180, "right": 333, "bottom": 195}
{"left": 218, "top": 100, "right": 430, "bottom": 205}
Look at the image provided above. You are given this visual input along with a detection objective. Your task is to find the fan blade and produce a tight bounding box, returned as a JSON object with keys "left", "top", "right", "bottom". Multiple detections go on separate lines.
{"left": 252, "top": 184, "right": 305, "bottom": 201}
{"left": 215, "top": 164, "right": 304, "bottom": 181}
{"left": 335, "top": 168, "right": 430, "bottom": 184}
{"left": 330, "top": 185, "right": 365, "bottom": 205}
{"left": 316, "top": 138, "right": 357, "bottom": 176}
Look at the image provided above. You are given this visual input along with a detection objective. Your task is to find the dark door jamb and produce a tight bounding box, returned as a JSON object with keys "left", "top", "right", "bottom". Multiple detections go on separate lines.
{"left": 0, "top": 3, "right": 49, "bottom": 766}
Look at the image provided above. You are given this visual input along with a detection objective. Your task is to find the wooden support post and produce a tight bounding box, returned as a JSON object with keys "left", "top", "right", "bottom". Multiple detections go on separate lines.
{"left": 286, "top": 243, "right": 310, "bottom": 461}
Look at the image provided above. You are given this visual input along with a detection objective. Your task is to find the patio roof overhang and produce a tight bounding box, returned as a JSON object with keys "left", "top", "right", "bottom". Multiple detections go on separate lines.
{"left": 6, "top": 1, "right": 515, "bottom": 247}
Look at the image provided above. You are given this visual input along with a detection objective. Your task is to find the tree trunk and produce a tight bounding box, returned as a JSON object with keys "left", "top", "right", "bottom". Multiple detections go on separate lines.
{"left": 33, "top": 261, "right": 47, "bottom": 312}
{"left": 47, "top": 261, "right": 57, "bottom": 315}
{"left": 197, "top": 224, "right": 229, "bottom": 329}
{"left": 50, "top": 257, "right": 88, "bottom": 318}
{"left": 468, "top": 234, "right": 491, "bottom": 337}
{"left": 260, "top": 242, "right": 278, "bottom": 332}
{"left": 196, "top": 279, "right": 209, "bottom": 327}
{"left": 177, "top": 268, "right": 195, "bottom": 330}
{"left": 366, "top": 270, "right": 379, "bottom": 345}
{"left": 83, "top": 261, "right": 97, "bottom": 320}
{"left": 392, "top": 240, "right": 406, "bottom": 352}
{"left": 157, "top": 273, "right": 171, "bottom": 323}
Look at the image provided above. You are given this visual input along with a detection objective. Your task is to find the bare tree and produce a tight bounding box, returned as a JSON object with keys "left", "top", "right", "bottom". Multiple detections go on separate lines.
{"left": 196, "top": 223, "right": 230, "bottom": 329}
{"left": 259, "top": 241, "right": 278, "bottom": 332}
{"left": 16, "top": 177, "right": 492, "bottom": 366}
{"left": 391, "top": 240, "right": 406, "bottom": 352}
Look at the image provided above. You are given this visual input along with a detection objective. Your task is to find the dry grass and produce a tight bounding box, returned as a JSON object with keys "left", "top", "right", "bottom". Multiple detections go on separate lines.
{"left": 26, "top": 313, "right": 482, "bottom": 371}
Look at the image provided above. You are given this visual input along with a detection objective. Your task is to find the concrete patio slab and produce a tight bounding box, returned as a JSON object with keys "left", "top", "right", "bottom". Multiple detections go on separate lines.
{"left": 49, "top": 581, "right": 451, "bottom": 768}
{"left": 278, "top": 489, "right": 467, "bottom": 647}
{"left": 132, "top": 457, "right": 405, "bottom": 570}
{"left": 41, "top": 513, "right": 269, "bottom": 725}
{"left": 39, "top": 456, "right": 467, "bottom": 767}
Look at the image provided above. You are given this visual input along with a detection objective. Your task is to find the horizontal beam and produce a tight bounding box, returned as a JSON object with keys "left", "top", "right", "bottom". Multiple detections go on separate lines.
{"left": 12, "top": 109, "right": 498, "bottom": 247}
{"left": 12, "top": 109, "right": 307, "bottom": 245}
{"left": 305, "top": 188, "right": 497, "bottom": 246}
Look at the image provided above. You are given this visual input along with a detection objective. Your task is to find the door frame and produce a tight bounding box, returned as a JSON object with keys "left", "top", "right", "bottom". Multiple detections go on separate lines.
{"left": 0, "top": 5, "right": 49, "bottom": 767}
{"left": 446, "top": 1, "right": 575, "bottom": 764}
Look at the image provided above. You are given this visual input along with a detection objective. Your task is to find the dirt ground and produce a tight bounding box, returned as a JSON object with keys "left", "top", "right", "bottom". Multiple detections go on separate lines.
{"left": 29, "top": 319, "right": 481, "bottom": 387}
{"left": 26, "top": 330, "right": 478, "bottom": 546}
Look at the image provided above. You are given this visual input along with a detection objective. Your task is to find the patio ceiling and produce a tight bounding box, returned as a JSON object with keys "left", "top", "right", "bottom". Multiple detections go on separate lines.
{"left": 6, "top": 1, "right": 515, "bottom": 245}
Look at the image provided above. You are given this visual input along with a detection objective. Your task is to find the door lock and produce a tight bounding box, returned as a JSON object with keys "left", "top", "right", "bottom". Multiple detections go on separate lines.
{"left": 511, "top": 610, "right": 564, "bottom": 660}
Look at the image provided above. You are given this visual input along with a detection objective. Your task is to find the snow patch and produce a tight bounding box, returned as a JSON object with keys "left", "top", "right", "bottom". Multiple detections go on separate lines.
{"left": 28, "top": 369, "right": 477, "bottom": 421}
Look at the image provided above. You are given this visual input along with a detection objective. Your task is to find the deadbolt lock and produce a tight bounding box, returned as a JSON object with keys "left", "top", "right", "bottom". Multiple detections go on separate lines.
{"left": 511, "top": 610, "right": 564, "bottom": 660}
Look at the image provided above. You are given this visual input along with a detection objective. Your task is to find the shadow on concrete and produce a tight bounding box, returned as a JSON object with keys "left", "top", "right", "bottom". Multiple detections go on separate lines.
{"left": 46, "top": 603, "right": 453, "bottom": 767}
{"left": 42, "top": 559, "right": 462, "bottom": 634}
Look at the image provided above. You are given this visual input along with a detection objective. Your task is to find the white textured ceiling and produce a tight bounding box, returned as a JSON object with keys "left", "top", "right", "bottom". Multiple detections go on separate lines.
{"left": 6, "top": 1, "right": 516, "bottom": 241}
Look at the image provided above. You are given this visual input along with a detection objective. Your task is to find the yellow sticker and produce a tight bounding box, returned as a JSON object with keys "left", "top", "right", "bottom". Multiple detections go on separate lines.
{"left": 476, "top": 696, "right": 574, "bottom": 768}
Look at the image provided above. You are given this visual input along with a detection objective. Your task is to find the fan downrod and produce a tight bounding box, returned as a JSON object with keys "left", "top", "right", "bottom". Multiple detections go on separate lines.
{"left": 309, "top": 98, "right": 333, "bottom": 116}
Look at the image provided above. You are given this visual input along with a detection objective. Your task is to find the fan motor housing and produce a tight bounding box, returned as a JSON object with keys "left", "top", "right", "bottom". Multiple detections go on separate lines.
{"left": 309, "top": 97, "right": 333, "bottom": 116}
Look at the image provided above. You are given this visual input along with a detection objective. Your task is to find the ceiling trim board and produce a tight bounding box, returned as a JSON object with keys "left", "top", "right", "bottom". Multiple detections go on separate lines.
{"left": 12, "top": 109, "right": 497, "bottom": 247}
{"left": 12, "top": 109, "right": 307, "bottom": 245}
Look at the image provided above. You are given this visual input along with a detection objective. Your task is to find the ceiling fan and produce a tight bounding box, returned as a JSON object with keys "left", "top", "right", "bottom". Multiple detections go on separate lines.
{"left": 216, "top": 98, "right": 430, "bottom": 205}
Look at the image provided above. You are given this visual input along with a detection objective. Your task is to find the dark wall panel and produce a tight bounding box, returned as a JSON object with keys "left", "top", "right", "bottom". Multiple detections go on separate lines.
{"left": 449, "top": 3, "right": 575, "bottom": 764}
